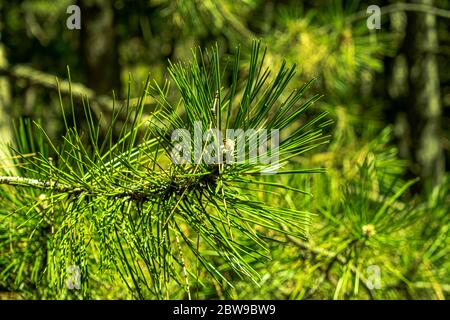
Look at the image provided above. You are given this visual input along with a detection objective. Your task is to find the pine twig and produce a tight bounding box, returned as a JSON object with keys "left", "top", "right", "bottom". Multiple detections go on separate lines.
{"left": 0, "top": 176, "right": 75, "bottom": 192}
{"left": 0, "top": 64, "right": 155, "bottom": 130}
{"left": 0, "top": 64, "right": 112, "bottom": 120}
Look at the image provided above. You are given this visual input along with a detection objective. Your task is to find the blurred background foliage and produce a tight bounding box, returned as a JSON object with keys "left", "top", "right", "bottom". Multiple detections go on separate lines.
{"left": 0, "top": 0, "right": 449, "bottom": 299}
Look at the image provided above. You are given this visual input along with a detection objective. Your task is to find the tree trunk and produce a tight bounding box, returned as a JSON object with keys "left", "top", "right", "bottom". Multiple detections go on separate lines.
{"left": 0, "top": 42, "right": 14, "bottom": 173}
{"left": 404, "top": 0, "right": 444, "bottom": 190}
{"left": 79, "top": 0, "right": 121, "bottom": 96}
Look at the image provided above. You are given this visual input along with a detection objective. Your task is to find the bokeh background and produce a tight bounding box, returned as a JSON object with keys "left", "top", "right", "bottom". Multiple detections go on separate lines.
{"left": 0, "top": 0, "right": 449, "bottom": 299}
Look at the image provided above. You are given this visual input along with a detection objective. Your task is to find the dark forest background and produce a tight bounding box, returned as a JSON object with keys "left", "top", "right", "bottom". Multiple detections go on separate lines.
{"left": 0, "top": 0, "right": 449, "bottom": 299}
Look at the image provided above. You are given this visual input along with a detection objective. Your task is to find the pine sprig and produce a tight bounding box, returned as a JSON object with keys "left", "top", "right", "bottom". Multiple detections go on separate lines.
{"left": 0, "top": 41, "right": 330, "bottom": 299}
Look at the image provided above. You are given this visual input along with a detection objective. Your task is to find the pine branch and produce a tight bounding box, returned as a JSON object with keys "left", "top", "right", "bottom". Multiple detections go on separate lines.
{"left": 0, "top": 172, "right": 218, "bottom": 201}
{"left": 0, "top": 64, "right": 111, "bottom": 118}
{"left": 0, "top": 41, "right": 330, "bottom": 298}
{"left": 0, "top": 64, "right": 154, "bottom": 129}
{"left": 0, "top": 176, "right": 74, "bottom": 191}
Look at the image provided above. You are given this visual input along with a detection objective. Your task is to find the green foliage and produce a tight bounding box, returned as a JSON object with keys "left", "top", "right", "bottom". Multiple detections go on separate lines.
{"left": 218, "top": 130, "right": 449, "bottom": 300}
{"left": 1, "top": 0, "right": 449, "bottom": 300}
{"left": 0, "top": 42, "right": 331, "bottom": 299}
